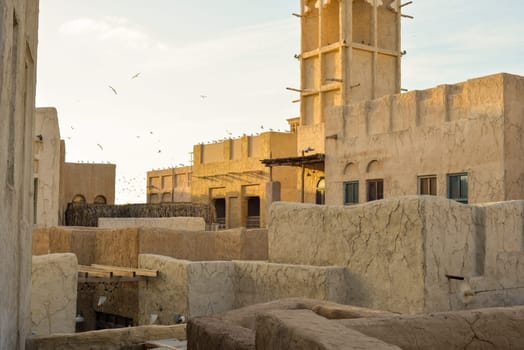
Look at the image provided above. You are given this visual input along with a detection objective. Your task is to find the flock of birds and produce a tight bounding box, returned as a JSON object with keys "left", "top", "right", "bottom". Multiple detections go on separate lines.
{"left": 64, "top": 71, "right": 289, "bottom": 203}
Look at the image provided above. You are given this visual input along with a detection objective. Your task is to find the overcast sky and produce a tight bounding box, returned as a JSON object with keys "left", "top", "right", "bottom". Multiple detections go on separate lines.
{"left": 36, "top": 1, "right": 524, "bottom": 204}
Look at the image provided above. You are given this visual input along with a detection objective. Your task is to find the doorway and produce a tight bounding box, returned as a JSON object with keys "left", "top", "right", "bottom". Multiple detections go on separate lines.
{"left": 213, "top": 198, "right": 226, "bottom": 229}
{"left": 246, "top": 196, "right": 260, "bottom": 228}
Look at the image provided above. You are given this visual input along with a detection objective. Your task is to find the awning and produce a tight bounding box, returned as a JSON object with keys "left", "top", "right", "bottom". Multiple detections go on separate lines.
{"left": 260, "top": 153, "right": 325, "bottom": 167}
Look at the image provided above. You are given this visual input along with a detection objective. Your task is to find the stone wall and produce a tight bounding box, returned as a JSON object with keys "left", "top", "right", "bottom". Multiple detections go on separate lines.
{"left": 65, "top": 202, "right": 210, "bottom": 227}
{"left": 137, "top": 255, "right": 348, "bottom": 325}
{"left": 268, "top": 197, "right": 524, "bottom": 314}
{"left": 31, "top": 254, "right": 78, "bottom": 336}
{"left": 0, "top": 0, "right": 40, "bottom": 348}
{"left": 98, "top": 217, "right": 206, "bottom": 231}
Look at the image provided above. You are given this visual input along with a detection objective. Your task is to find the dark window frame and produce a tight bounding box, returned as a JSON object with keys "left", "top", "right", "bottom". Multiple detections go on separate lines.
{"left": 447, "top": 173, "right": 468, "bottom": 204}
{"left": 367, "top": 179, "right": 384, "bottom": 202}
{"left": 418, "top": 175, "right": 437, "bottom": 196}
{"left": 343, "top": 181, "right": 359, "bottom": 205}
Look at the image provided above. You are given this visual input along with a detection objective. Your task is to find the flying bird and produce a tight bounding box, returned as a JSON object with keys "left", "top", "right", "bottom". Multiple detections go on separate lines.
{"left": 200, "top": 95, "right": 207, "bottom": 100}
{"left": 131, "top": 72, "right": 141, "bottom": 79}
{"left": 97, "top": 143, "right": 103, "bottom": 151}
{"left": 108, "top": 85, "right": 118, "bottom": 95}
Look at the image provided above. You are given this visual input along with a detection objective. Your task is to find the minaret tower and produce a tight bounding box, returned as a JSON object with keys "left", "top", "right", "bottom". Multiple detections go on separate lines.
{"left": 299, "top": 0, "right": 402, "bottom": 126}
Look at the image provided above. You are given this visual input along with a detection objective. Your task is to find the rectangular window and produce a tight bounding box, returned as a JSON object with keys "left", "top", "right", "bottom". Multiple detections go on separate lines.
{"left": 343, "top": 181, "right": 359, "bottom": 205}
{"left": 367, "top": 179, "right": 384, "bottom": 202}
{"left": 419, "top": 176, "right": 437, "bottom": 195}
{"left": 448, "top": 173, "right": 468, "bottom": 204}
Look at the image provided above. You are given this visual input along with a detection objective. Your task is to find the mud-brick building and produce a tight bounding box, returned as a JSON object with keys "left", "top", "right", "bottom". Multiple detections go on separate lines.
{"left": 191, "top": 131, "right": 297, "bottom": 229}
{"left": 146, "top": 166, "right": 192, "bottom": 204}
{"left": 325, "top": 73, "right": 524, "bottom": 205}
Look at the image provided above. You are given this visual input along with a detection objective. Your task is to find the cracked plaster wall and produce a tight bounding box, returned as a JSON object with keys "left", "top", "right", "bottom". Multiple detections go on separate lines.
{"left": 269, "top": 197, "right": 524, "bottom": 314}
{"left": 138, "top": 255, "right": 348, "bottom": 325}
{"left": 233, "top": 261, "right": 348, "bottom": 309}
{"left": 31, "top": 253, "right": 78, "bottom": 336}
{"left": 138, "top": 255, "right": 236, "bottom": 325}
{"left": 325, "top": 73, "right": 524, "bottom": 206}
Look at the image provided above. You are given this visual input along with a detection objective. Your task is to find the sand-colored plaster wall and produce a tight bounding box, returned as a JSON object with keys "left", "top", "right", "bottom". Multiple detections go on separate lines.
{"left": 33, "top": 226, "right": 268, "bottom": 265}
{"left": 191, "top": 132, "right": 297, "bottom": 228}
{"left": 325, "top": 73, "right": 524, "bottom": 205}
{"left": 268, "top": 198, "right": 426, "bottom": 313}
{"left": 138, "top": 255, "right": 349, "bottom": 325}
{"left": 95, "top": 228, "right": 139, "bottom": 267}
{"left": 138, "top": 255, "right": 236, "bottom": 325}
{"left": 33, "top": 227, "right": 98, "bottom": 265}
{"left": 34, "top": 108, "right": 61, "bottom": 227}
{"left": 339, "top": 306, "right": 524, "bottom": 350}
{"left": 503, "top": 74, "right": 524, "bottom": 200}
{"left": 268, "top": 197, "right": 524, "bottom": 314}
{"left": 26, "top": 324, "right": 186, "bottom": 350}
{"left": 0, "top": 1, "right": 39, "bottom": 347}
{"left": 98, "top": 216, "right": 205, "bottom": 231}
{"left": 31, "top": 254, "right": 77, "bottom": 336}
{"left": 60, "top": 162, "right": 116, "bottom": 219}
{"left": 233, "top": 261, "right": 348, "bottom": 309}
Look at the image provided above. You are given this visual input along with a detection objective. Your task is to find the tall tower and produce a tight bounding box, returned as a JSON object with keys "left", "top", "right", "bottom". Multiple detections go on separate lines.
{"left": 299, "top": 0, "right": 402, "bottom": 126}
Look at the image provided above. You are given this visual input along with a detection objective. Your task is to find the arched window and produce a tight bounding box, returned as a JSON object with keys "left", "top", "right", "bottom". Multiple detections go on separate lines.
{"left": 94, "top": 195, "right": 107, "bottom": 205}
{"left": 316, "top": 178, "right": 326, "bottom": 205}
{"left": 72, "top": 194, "right": 86, "bottom": 205}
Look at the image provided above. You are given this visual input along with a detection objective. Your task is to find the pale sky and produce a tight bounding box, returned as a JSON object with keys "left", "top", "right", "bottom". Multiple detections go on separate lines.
{"left": 36, "top": 1, "right": 524, "bottom": 204}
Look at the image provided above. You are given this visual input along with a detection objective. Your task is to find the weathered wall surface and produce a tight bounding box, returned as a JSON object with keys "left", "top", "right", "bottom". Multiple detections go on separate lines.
{"left": 503, "top": 74, "right": 524, "bottom": 200}
{"left": 98, "top": 216, "right": 206, "bottom": 231}
{"left": 33, "top": 226, "right": 268, "bottom": 264}
{"left": 325, "top": 73, "right": 524, "bottom": 205}
{"left": 268, "top": 197, "right": 524, "bottom": 314}
{"left": 34, "top": 108, "right": 61, "bottom": 227}
{"left": 138, "top": 255, "right": 349, "bottom": 325}
{"left": 234, "top": 261, "right": 348, "bottom": 309}
{"left": 138, "top": 255, "right": 236, "bottom": 325}
{"left": 26, "top": 324, "right": 186, "bottom": 350}
{"left": 339, "top": 306, "right": 524, "bottom": 350}
{"left": 138, "top": 227, "right": 267, "bottom": 261}
{"left": 269, "top": 198, "right": 426, "bottom": 314}
{"left": 32, "top": 227, "right": 97, "bottom": 265}
{"left": 189, "top": 299, "right": 524, "bottom": 350}
{"left": 0, "top": 0, "right": 39, "bottom": 348}
{"left": 31, "top": 254, "right": 77, "bottom": 336}
{"left": 256, "top": 310, "right": 400, "bottom": 350}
